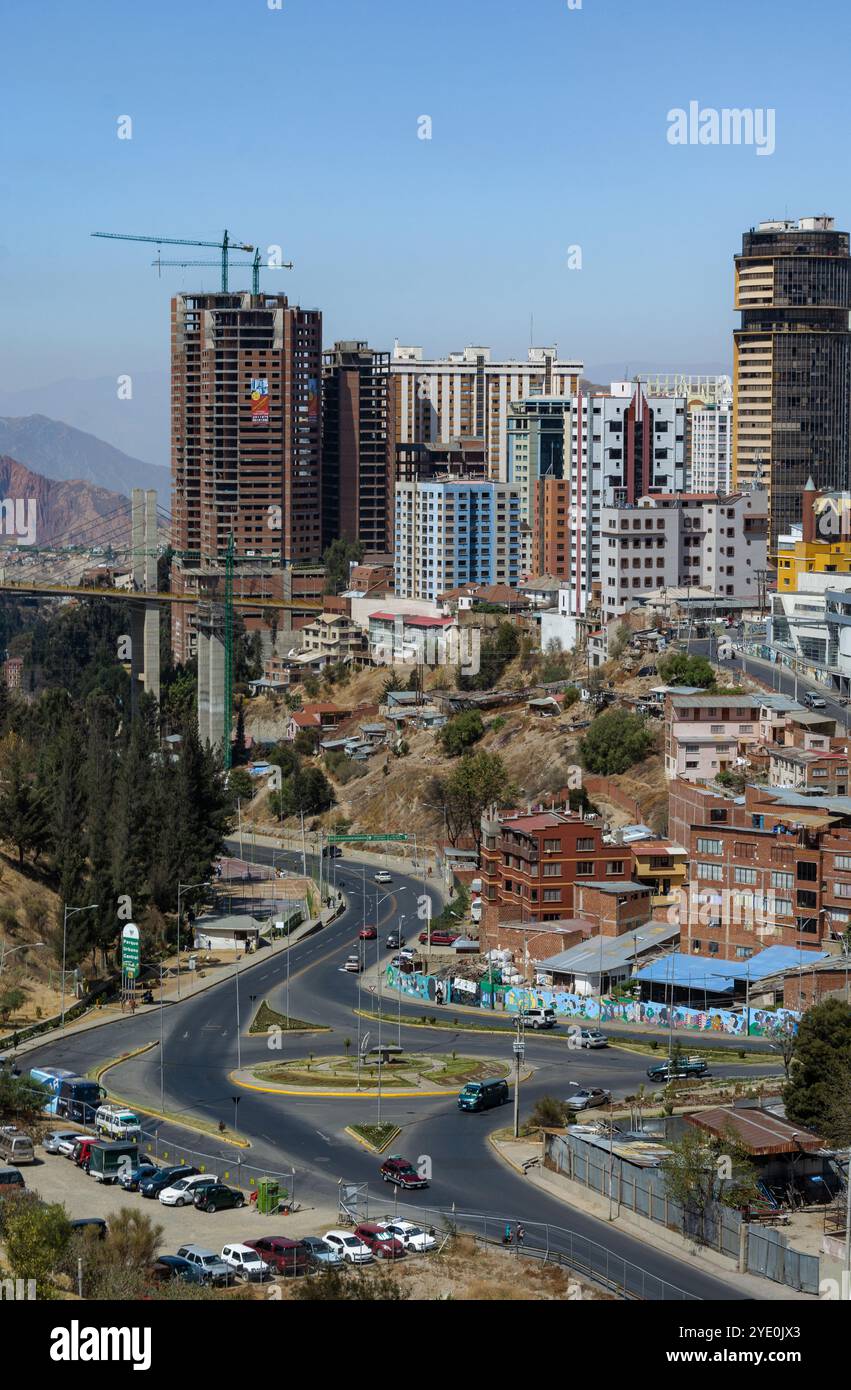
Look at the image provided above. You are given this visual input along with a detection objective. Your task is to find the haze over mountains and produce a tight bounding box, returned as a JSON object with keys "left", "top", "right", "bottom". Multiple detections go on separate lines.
{"left": 0, "top": 415, "right": 169, "bottom": 500}
{"left": 0, "top": 455, "right": 131, "bottom": 547}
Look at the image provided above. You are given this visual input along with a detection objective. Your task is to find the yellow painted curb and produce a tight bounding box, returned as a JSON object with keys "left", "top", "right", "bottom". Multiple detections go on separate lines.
{"left": 344, "top": 1124, "right": 401, "bottom": 1154}
{"left": 229, "top": 1072, "right": 453, "bottom": 1100}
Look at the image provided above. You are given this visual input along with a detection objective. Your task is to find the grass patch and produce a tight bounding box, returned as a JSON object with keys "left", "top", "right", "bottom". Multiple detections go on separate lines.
{"left": 248, "top": 1000, "right": 329, "bottom": 1035}
{"left": 613, "top": 1039, "right": 777, "bottom": 1065}
{"left": 347, "top": 1123, "right": 401, "bottom": 1153}
{"left": 251, "top": 1051, "right": 506, "bottom": 1090}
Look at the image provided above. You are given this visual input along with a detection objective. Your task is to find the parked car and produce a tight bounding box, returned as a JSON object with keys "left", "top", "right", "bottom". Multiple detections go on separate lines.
{"left": 174, "top": 1245, "right": 232, "bottom": 1286}
{"left": 577, "top": 1029, "right": 609, "bottom": 1049}
{"left": 57, "top": 1133, "right": 91, "bottom": 1158}
{"left": 802, "top": 691, "right": 828, "bottom": 710}
{"left": 646, "top": 1057, "right": 708, "bottom": 1082}
{"left": 637, "top": 665, "right": 656, "bottom": 678}
{"left": 374, "top": 871, "right": 393, "bottom": 884}
{"left": 377, "top": 1219, "right": 437, "bottom": 1253}
{"left": 379, "top": 1155, "right": 428, "bottom": 1189}
{"left": 0, "top": 1166, "right": 24, "bottom": 1190}
{"left": 358, "top": 925, "right": 377, "bottom": 940}
{"left": 564, "top": 1087, "right": 612, "bottom": 1111}
{"left": 418, "top": 929, "right": 460, "bottom": 947}
{"left": 353, "top": 1223, "right": 405, "bottom": 1260}
{"left": 299, "top": 1235, "right": 344, "bottom": 1269}
{"left": 118, "top": 1159, "right": 159, "bottom": 1192}
{"left": 42, "top": 1129, "right": 83, "bottom": 1155}
{"left": 159, "top": 1173, "right": 218, "bottom": 1207}
{"left": 72, "top": 1137, "right": 101, "bottom": 1172}
{"left": 245, "top": 1236, "right": 311, "bottom": 1277}
{"left": 323, "top": 1230, "right": 373, "bottom": 1264}
{"left": 0, "top": 1127, "right": 35, "bottom": 1165}
{"left": 457, "top": 1078, "right": 509, "bottom": 1112}
{"left": 140, "top": 1164, "right": 199, "bottom": 1199}
{"left": 148, "top": 1255, "right": 205, "bottom": 1286}
{"left": 193, "top": 1183, "right": 244, "bottom": 1214}
{"left": 343, "top": 955, "right": 362, "bottom": 973}
{"left": 70, "top": 1217, "right": 108, "bottom": 1240}
{"left": 385, "top": 931, "right": 406, "bottom": 949}
{"left": 521, "top": 1008, "right": 557, "bottom": 1030}
{"left": 220, "top": 1243, "right": 270, "bottom": 1281}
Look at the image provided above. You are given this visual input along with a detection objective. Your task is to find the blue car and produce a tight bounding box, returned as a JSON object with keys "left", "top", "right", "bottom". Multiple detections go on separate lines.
{"left": 139, "top": 1164, "right": 199, "bottom": 1199}
{"left": 118, "top": 1160, "right": 159, "bottom": 1193}
{"left": 300, "top": 1235, "right": 344, "bottom": 1268}
{"left": 149, "top": 1255, "right": 205, "bottom": 1286}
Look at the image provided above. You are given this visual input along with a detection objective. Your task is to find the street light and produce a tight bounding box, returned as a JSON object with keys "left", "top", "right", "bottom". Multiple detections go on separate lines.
{"left": 396, "top": 916, "right": 406, "bottom": 1047}
{"left": 0, "top": 942, "right": 46, "bottom": 973}
{"left": 61, "top": 904, "right": 98, "bottom": 1033}
{"left": 231, "top": 1094, "right": 241, "bottom": 1137}
{"left": 177, "top": 881, "right": 207, "bottom": 997}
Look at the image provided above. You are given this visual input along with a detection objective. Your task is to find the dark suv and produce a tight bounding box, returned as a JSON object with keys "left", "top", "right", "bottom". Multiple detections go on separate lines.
{"left": 379, "top": 1155, "right": 428, "bottom": 1189}
{"left": 140, "top": 1164, "right": 199, "bottom": 1199}
{"left": 647, "top": 1057, "right": 708, "bottom": 1082}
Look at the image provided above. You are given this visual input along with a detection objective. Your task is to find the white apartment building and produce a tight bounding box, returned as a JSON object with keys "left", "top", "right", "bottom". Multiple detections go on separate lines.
{"left": 600, "top": 488, "right": 768, "bottom": 622}
{"left": 391, "top": 344, "right": 582, "bottom": 480}
{"left": 394, "top": 477, "right": 522, "bottom": 602}
{"left": 690, "top": 403, "right": 732, "bottom": 493}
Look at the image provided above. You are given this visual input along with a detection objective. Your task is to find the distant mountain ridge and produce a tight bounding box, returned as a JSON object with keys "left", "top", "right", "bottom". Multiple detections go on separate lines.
{"left": 0, "top": 455, "right": 131, "bottom": 547}
{"left": 0, "top": 415, "right": 170, "bottom": 500}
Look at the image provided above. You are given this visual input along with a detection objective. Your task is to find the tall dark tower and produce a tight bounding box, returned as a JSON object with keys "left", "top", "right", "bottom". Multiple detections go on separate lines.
{"left": 733, "top": 216, "right": 851, "bottom": 552}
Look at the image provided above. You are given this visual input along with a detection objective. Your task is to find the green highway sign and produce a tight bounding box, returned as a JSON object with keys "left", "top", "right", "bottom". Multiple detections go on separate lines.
{"left": 121, "top": 924, "right": 140, "bottom": 980}
{"left": 327, "top": 833, "right": 408, "bottom": 843}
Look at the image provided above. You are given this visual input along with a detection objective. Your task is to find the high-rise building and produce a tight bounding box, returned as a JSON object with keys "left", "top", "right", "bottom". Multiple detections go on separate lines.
{"left": 170, "top": 290, "right": 322, "bottom": 661}
{"left": 733, "top": 216, "right": 851, "bottom": 549}
{"left": 394, "top": 478, "right": 521, "bottom": 601}
{"left": 391, "top": 344, "right": 582, "bottom": 479}
{"left": 690, "top": 403, "right": 732, "bottom": 493}
{"left": 321, "top": 340, "right": 395, "bottom": 559}
{"left": 531, "top": 477, "right": 571, "bottom": 579}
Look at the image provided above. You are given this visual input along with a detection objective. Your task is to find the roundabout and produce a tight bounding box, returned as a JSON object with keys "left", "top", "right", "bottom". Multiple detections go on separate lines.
{"left": 237, "top": 1050, "right": 514, "bottom": 1098}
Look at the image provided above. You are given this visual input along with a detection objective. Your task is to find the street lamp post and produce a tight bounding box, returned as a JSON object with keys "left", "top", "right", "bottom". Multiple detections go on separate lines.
{"left": 397, "top": 916, "right": 406, "bottom": 1047}
{"left": 61, "top": 905, "right": 98, "bottom": 1034}
{"left": 0, "top": 942, "right": 46, "bottom": 974}
{"left": 176, "top": 881, "right": 206, "bottom": 998}
{"left": 235, "top": 950, "right": 243, "bottom": 1071}
{"left": 512, "top": 1014, "right": 525, "bottom": 1139}
{"left": 231, "top": 1094, "right": 241, "bottom": 1137}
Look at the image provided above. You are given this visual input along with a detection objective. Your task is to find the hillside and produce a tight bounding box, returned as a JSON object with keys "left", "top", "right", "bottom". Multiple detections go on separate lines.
{"left": 0, "top": 415, "right": 169, "bottom": 499}
{"left": 0, "top": 859, "right": 62, "bottom": 1031}
{"left": 0, "top": 455, "right": 133, "bottom": 548}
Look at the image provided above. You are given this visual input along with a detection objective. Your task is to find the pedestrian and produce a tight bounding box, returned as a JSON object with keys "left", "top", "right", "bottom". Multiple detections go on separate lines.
{"left": 516, "top": 1224, "right": 525, "bottom": 1247}
{"left": 503, "top": 1223, "right": 512, "bottom": 1245}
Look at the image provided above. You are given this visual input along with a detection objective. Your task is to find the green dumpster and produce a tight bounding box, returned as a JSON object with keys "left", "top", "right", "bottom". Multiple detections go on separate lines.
{"left": 257, "top": 1178, "right": 280, "bottom": 1214}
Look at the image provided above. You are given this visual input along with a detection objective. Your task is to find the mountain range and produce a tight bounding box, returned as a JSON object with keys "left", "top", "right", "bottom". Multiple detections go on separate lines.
{"left": 0, "top": 415, "right": 169, "bottom": 500}
{"left": 0, "top": 455, "right": 132, "bottom": 548}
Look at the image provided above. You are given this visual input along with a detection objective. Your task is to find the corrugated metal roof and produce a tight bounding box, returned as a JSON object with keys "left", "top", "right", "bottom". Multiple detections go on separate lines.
{"left": 687, "top": 1107, "right": 824, "bottom": 1156}
{"left": 537, "top": 921, "right": 678, "bottom": 975}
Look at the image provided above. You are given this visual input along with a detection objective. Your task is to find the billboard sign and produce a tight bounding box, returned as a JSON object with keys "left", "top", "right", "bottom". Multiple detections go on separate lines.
{"left": 121, "top": 923, "right": 140, "bottom": 980}
{"left": 250, "top": 378, "right": 269, "bottom": 424}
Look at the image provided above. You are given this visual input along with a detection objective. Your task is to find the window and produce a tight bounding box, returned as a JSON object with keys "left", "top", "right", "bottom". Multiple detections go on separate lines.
{"left": 834, "top": 882, "right": 851, "bottom": 899}
{"left": 797, "top": 861, "right": 818, "bottom": 881}
{"left": 697, "top": 862, "right": 723, "bottom": 881}
{"left": 771, "top": 871, "right": 793, "bottom": 891}
{"left": 734, "top": 842, "right": 756, "bottom": 861}
{"left": 607, "top": 861, "right": 624, "bottom": 875}
{"left": 835, "top": 856, "right": 851, "bottom": 871}
{"left": 543, "top": 862, "right": 560, "bottom": 877}
{"left": 576, "top": 862, "right": 595, "bottom": 875}
{"left": 696, "top": 838, "right": 722, "bottom": 855}
{"left": 576, "top": 837, "right": 596, "bottom": 852}
{"left": 543, "top": 889, "right": 561, "bottom": 903}
{"left": 772, "top": 897, "right": 793, "bottom": 917}
{"left": 543, "top": 838, "right": 560, "bottom": 853}
{"left": 796, "top": 889, "right": 818, "bottom": 908}
{"left": 734, "top": 867, "right": 757, "bottom": 885}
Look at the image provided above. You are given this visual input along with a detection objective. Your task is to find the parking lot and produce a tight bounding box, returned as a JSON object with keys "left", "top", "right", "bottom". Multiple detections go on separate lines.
{"left": 19, "top": 1149, "right": 341, "bottom": 1254}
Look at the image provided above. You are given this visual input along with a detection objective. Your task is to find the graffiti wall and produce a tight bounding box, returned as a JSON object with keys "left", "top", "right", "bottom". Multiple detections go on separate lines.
{"left": 385, "top": 967, "right": 798, "bottom": 1038}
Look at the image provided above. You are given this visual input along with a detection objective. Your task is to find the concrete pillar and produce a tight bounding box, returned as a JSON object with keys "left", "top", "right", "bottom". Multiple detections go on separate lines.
{"left": 129, "top": 488, "right": 161, "bottom": 712}
{"left": 195, "top": 606, "right": 226, "bottom": 752}
{"left": 197, "top": 621, "right": 211, "bottom": 747}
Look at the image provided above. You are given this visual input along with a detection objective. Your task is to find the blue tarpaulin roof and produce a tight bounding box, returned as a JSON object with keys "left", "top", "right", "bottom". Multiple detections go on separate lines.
{"left": 637, "top": 945, "right": 829, "bottom": 991}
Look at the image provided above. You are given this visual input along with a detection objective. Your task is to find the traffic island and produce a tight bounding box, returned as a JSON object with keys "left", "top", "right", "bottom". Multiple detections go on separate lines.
{"left": 235, "top": 1051, "right": 514, "bottom": 1098}
{"left": 346, "top": 1122, "right": 402, "bottom": 1153}
{"left": 248, "top": 1000, "right": 330, "bottom": 1035}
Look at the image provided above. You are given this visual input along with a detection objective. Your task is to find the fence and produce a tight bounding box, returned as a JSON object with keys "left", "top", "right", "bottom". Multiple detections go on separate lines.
{"left": 747, "top": 1224, "right": 820, "bottom": 1294}
{"left": 139, "top": 1125, "right": 299, "bottom": 1207}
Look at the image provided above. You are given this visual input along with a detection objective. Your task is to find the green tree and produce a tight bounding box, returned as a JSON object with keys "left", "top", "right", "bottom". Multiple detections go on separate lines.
{"left": 0, "top": 734, "right": 49, "bottom": 868}
{"left": 0, "top": 986, "right": 27, "bottom": 1023}
{"left": 323, "top": 538, "right": 364, "bottom": 595}
{"left": 439, "top": 751, "right": 515, "bottom": 854}
{"left": 439, "top": 709, "right": 485, "bottom": 757}
{"left": 5, "top": 1200, "right": 72, "bottom": 1291}
{"left": 608, "top": 621, "right": 631, "bottom": 662}
{"left": 578, "top": 709, "right": 655, "bottom": 775}
{"left": 656, "top": 651, "right": 715, "bottom": 688}
{"left": 227, "top": 768, "right": 255, "bottom": 805}
{"left": 784, "top": 998, "right": 851, "bottom": 1135}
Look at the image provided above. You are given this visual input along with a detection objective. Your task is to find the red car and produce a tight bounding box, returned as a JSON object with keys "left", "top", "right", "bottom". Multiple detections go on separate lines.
{"left": 379, "top": 1155, "right": 428, "bottom": 1189}
{"left": 244, "top": 1236, "right": 310, "bottom": 1277}
{"left": 353, "top": 1222, "right": 405, "bottom": 1260}
{"left": 417, "top": 929, "right": 459, "bottom": 946}
{"left": 358, "top": 925, "right": 377, "bottom": 940}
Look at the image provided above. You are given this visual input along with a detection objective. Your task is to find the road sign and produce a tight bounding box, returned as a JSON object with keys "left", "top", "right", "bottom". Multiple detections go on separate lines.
{"left": 121, "top": 924, "right": 140, "bottom": 980}
{"left": 327, "top": 833, "right": 408, "bottom": 843}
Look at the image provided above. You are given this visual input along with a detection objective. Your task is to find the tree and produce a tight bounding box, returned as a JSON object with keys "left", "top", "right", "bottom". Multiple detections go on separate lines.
{"left": 457, "top": 621, "right": 519, "bottom": 691}
{"left": 0, "top": 986, "right": 27, "bottom": 1023}
{"left": 578, "top": 709, "right": 655, "bottom": 775}
{"left": 4, "top": 1199, "right": 72, "bottom": 1289}
{"left": 660, "top": 1127, "right": 721, "bottom": 1245}
{"left": 0, "top": 1069, "right": 47, "bottom": 1121}
{"left": 608, "top": 621, "right": 631, "bottom": 662}
{"left": 784, "top": 998, "right": 851, "bottom": 1135}
{"left": 0, "top": 734, "right": 49, "bottom": 867}
{"left": 227, "top": 768, "right": 255, "bottom": 805}
{"left": 439, "top": 751, "right": 515, "bottom": 854}
{"left": 233, "top": 705, "right": 247, "bottom": 765}
{"left": 657, "top": 651, "right": 715, "bottom": 688}
{"left": 530, "top": 1096, "right": 568, "bottom": 1129}
{"left": 323, "top": 538, "right": 363, "bottom": 595}
{"left": 439, "top": 709, "right": 484, "bottom": 757}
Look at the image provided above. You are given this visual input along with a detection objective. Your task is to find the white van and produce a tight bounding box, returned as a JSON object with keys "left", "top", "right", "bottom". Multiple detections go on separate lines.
{"left": 94, "top": 1105, "right": 142, "bottom": 1142}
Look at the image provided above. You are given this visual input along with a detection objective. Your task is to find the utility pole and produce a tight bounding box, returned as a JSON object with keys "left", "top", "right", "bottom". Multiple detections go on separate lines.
{"left": 512, "top": 1014, "right": 526, "bottom": 1139}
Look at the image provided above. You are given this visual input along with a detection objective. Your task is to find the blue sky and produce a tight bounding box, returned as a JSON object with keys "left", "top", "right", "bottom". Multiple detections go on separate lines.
{"left": 1, "top": 0, "right": 849, "bottom": 454}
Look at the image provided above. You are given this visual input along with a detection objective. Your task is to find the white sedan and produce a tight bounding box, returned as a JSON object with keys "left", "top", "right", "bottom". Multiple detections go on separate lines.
{"left": 158, "top": 1174, "right": 218, "bottom": 1206}
{"left": 374, "top": 871, "right": 393, "bottom": 884}
{"left": 57, "top": 1134, "right": 91, "bottom": 1158}
{"left": 323, "top": 1230, "right": 373, "bottom": 1264}
{"left": 377, "top": 1220, "right": 437, "bottom": 1253}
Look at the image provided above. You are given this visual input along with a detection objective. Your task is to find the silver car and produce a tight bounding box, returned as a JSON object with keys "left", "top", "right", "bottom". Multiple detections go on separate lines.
{"left": 578, "top": 1030, "right": 609, "bottom": 1049}
{"left": 564, "top": 1087, "right": 612, "bottom": 1111}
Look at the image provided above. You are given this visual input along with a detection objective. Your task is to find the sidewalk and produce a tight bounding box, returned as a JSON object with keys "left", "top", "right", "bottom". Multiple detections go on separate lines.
{"left": 491, "top": 1136, "right": 815, "bottom": 1301}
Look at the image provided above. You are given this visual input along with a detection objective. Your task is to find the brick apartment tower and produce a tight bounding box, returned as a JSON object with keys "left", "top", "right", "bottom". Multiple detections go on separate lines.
{"left": 321, "top": 341, "right": 395, "bottom": 560}
{"left": 170, "top": 290, "right": 322, "bottom": 663}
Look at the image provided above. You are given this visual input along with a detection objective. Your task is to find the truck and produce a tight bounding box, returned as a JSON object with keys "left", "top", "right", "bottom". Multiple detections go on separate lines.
{"left": 94, "top": 1105, "right": 142, "bottom": 1142}
{"left": 88, "top": 1140, "right": 139, "bottom": 1184}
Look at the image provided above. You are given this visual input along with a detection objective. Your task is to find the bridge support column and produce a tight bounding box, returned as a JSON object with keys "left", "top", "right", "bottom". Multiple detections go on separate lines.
{"left": 196, "top": 602, "right": 226, "bottom": 752}
{"left": 130, "top": 488, "right": 161, "bottom": 715}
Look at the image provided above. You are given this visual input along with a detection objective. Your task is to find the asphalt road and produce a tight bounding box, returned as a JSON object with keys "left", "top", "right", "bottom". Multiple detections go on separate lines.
{"left": 689, "top": 634, "right": 851, "bottom": 734}
{"left": 24, "top": 848, "right": 774, "bottom": 1301}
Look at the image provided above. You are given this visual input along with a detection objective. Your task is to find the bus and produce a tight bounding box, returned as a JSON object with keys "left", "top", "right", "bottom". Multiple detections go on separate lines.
{"left": 29, "top": 1067, "right": 76, "bottom": 1116}
{"left": 56, "top": 1077, "right": 106, "bottom": 1126}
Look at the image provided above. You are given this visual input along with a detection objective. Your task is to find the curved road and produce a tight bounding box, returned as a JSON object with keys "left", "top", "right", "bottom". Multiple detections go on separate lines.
{"left": 27, "top": 850, "right": 769, "bottom": 1301}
